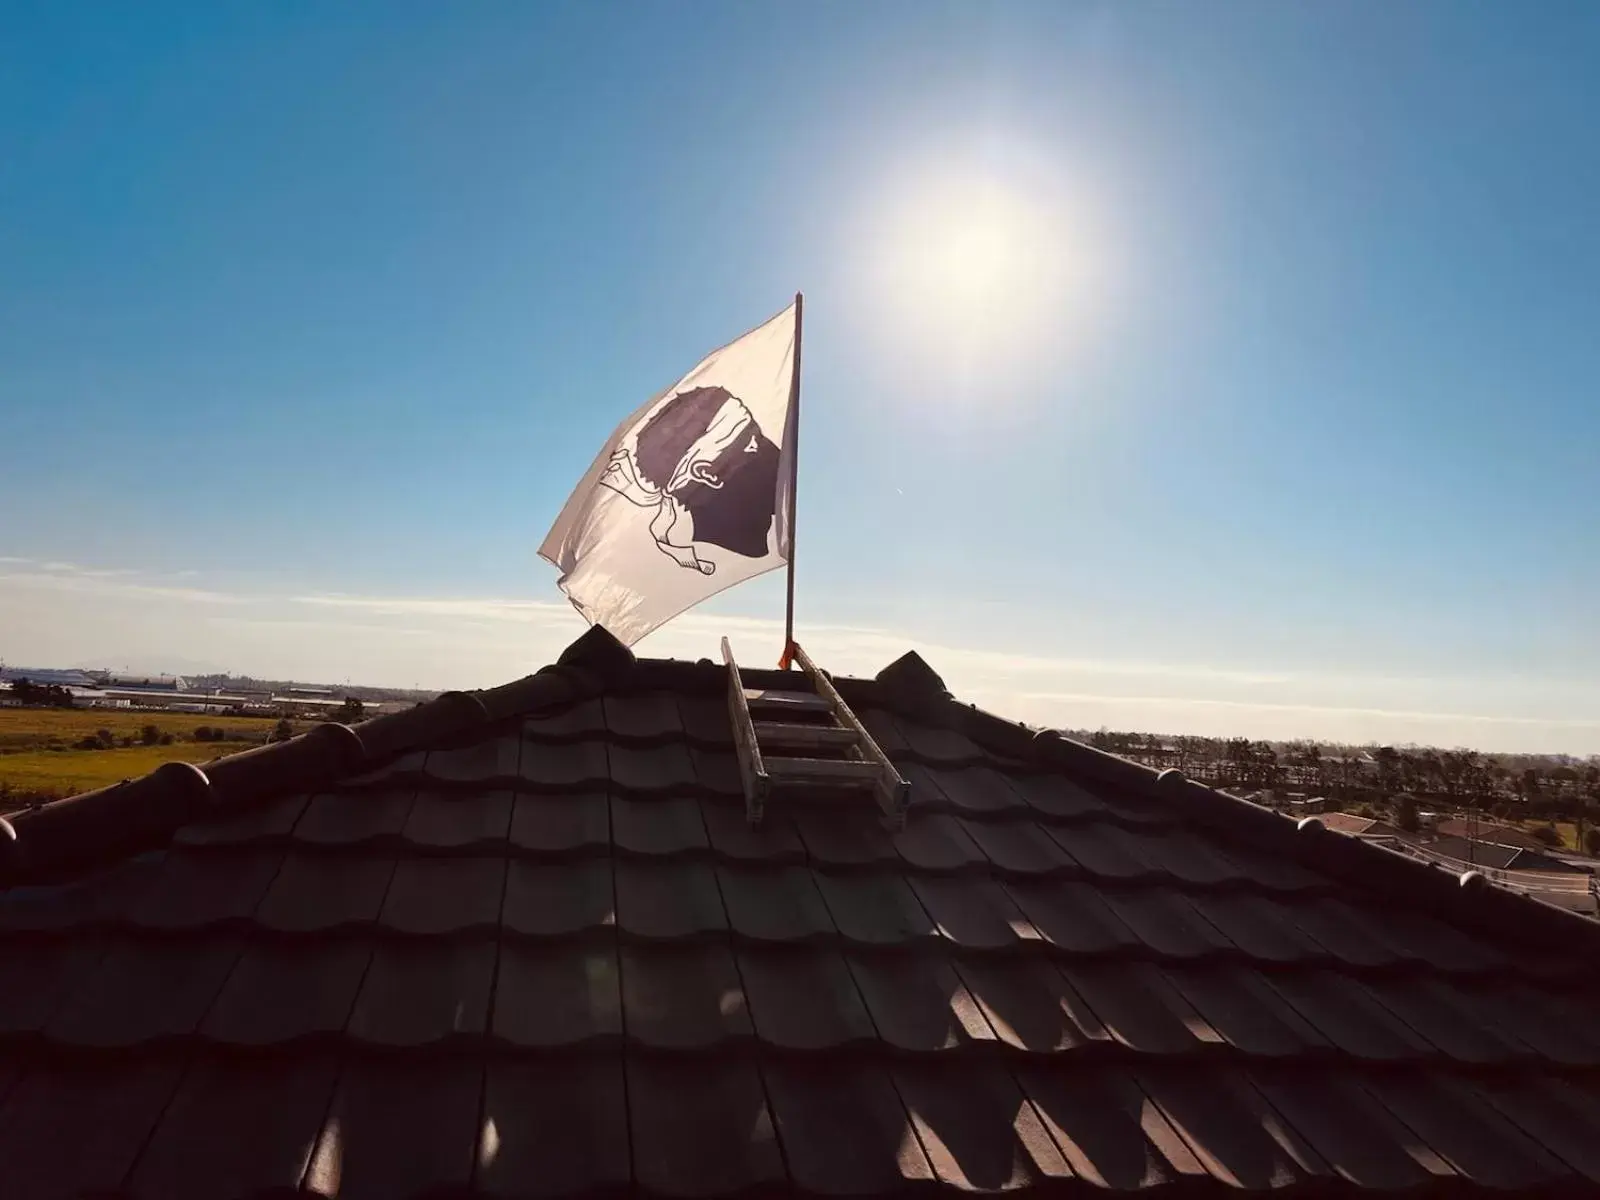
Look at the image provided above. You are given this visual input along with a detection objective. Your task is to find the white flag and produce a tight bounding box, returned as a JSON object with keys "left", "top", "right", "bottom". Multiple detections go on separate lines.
{"left": 539, "top": 301, "right": 798, "bottom": 646}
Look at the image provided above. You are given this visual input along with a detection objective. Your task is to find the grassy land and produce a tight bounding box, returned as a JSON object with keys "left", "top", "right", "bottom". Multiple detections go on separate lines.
{"left": 0, "top": 708, "right": 290, "bottom": 806}
{"left": 0, "top": 708, "right": 279, "bottom": 751}
{"left": 0, "top": 743, "right": 244, "bottom": 801}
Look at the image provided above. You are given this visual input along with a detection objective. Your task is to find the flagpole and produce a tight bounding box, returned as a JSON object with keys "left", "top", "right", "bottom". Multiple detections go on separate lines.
{"left": 782, "top": 291, "right": 804, "bottom": 667}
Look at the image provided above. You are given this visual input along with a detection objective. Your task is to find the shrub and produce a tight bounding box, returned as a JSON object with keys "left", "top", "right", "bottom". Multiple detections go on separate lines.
{"left": 75, "top": 735, "right": 102, "bottom": 751}
{"left": 96, "top": 729, "right": 115, "bottom": 749}
{"left": 268, "top": 719, "right": 294, "bottom": 744}
{"left": 159, "top": 733, "right": 174, "bottom": 745}
{"left": 1585, "top": 828, "right": 1600, "bottom": 857}
{"left": 194, "top": 726, "right": 214, "bottom": 743}
{"left": 140, "top": 724, "right": 161, "bottom": 746}
{"left": 1530, "top": 823, "right": 1562, "bottom": 847}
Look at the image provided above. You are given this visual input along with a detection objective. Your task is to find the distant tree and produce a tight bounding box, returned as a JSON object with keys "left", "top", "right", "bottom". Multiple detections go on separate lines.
{"left": 140, "top": 724, "right": 161, "bottom": 746}
{"left": 268, "top": 718, "right": 294, "bottom": 743}
{"left": 1394, "top": 793, "right": 1420, "bottom": 833}
{"left": 9, "top": 679, "right": 75, "bottom": 708}
{"left": 335, "top": 696, "right": 365, "bottom": 725}
{"left": 1530, "top": 823, "right": 1562, "bottom": 848}
{"left": 1585, "top": 828, "right": 1600, "bottom": 857}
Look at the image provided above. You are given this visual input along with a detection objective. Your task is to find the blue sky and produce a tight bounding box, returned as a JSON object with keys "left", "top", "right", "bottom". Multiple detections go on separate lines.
{"left": 3, "top": 2, "right": 1598, "bottom": 752}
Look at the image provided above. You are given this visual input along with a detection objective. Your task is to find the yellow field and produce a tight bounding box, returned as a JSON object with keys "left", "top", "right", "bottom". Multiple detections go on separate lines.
{"left": 0, "top": 743, "right": 251, "bottom": 803}
{"left": 0, "top": 708, "right": 279, "bottom": 751}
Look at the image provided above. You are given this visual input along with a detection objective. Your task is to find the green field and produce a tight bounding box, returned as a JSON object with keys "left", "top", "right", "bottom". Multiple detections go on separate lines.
{"left": 0, "top": 707, "right": 290, "bottom": 805}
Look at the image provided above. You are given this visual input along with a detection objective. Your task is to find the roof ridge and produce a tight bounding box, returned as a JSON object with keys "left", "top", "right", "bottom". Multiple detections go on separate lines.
{"left": 5, "top": 629, "right": 1597, "bottom": 968}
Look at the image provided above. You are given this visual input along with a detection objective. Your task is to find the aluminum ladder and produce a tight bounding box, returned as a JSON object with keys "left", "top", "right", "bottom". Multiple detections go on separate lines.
{"left": 721, "top": 638, "right": 911, "bottom": 828}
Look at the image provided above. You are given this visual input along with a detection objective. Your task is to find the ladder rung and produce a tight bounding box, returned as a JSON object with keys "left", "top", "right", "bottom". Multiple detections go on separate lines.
{"left": 744, "top": 687, "right": 830, "bottom": 714}
{"left": 754, "top": 722, "right": 859, "bottom": 750}
{"left": 766, "top": 756, "right": 881, "bottom": 783}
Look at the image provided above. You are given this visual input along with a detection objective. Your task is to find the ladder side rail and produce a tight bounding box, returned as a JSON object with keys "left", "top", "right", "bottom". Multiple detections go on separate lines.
{"left": 791, "top": 642, "right": 911, "bottom": 826}
{"left": 721, "top": 637, "right": 770, "bottom": 824}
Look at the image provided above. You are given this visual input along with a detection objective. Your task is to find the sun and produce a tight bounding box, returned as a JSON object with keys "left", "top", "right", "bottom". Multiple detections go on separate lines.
{"left": 854, "top": 146, "right": 1106, "bottom": 385}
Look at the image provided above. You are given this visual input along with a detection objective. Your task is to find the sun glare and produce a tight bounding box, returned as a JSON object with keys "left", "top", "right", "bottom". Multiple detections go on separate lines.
{"left": 855, "top": 143, "right": 1108, "bottom": 389}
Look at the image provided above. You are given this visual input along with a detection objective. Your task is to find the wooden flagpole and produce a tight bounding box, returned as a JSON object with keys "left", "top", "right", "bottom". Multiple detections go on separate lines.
{"left": 781, "top": 291, "right": 804, "bottom": 668}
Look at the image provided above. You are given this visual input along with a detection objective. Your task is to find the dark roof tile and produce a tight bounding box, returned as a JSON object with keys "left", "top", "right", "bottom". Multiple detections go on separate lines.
{"left": 627, "top": 1056, "right": 784, "bottom": 1196}
{"left": 716, "top": 863, "right": 835, "bottom": 942}
{"left": 507, "top": 789, "right": 610, "bottom": 853}
{"left": 611, "top": 793, "right": 709, "bottom": 856}
{"left": 699, "top": 798, "right": 805, "bottom": 862}
{"left": 48, "top": 935, "right": 243, "bottom": 1047}
{"left": 907, "top": 762, "right": 1020, "bottom": 815}
{"left": 603, "top": 690, "right": 685, "bottom": 740}
{"left": 907, "top": 874, "right": 1037, "bottom": 949}
{"left": 690, "top": 745, "right": 745, "bottom": 797}
{"left": 1160, "top": 965, "right": 1331, "bottom": 1057}
{"left": 492, "top": 940, "right": 621, "bottom": 1047}
{"left": 125, "top": 847, "right": 283, "bottom": 930}
{"left": 0, "top": 936, "right": 109, "bottom": 1036}
{"left": 858, "top": 708, "right": 911, "bottom": 757}
{"left": 960, "top": 816, "right": 1076, "bottom": 875}
{"left": 1364, "top": 1071, "right": 1571, "bottom": 1190}
{"left": 1097, "top": 887, "right": 1237, "bottom": 959}
{"left": 378, "top": 854, "right": 506, "bottom": 934}
{"left": 615, "top": 859, "right": 726, "bottom": 938}
{"left": 890, "top": 810, "right": 987, "bottom": 871}
{"left": 1217, "top": 841, "right": 1330, "bottom": 892}
{"left": 887, "top": 715, "right": 985, "bottom": 765}
{"left": 304, "top": 1059, "right": 482, "bottom": 1200}
{"left": 172, "top": 791, "right": 310, "bottom": 846}
{"left": 1002, "top": 878, "right": 1139, "bottom": 955}
{"left": 1006, "top": 771, "right": 1108, "bottom": 820}
{"left": 501, "top": 858, "right": 615, "bottom": 936}
{"left": 846, "top": 950, "right": 997, "bottom": 1052}
{"left": 346, "top": 938, "right": 495, "bottom": 1046}
{"left": 1060, "top": 960, "right": 1222, "bottom": 1055}
{"left": 521, "top": 696, "right": 607, "bottom": 740}
{"left": 608, "top": 742, "right": 698, "bottom": 793}
{"left": 1264, "top": 971, "right": 1436, "bottom": 1061}
{"left": 1016, "top": 1063, "right": 1210, "bottom": 1190}
{"left": 955, "top": 956, "right": 1110, "bottom": 1053}
{"left": 202, "top": 939, "right": 371, "bottom": 1046}
{"left": 1135, "top": 1065, "right": 1330, "bottom": 1189}
{"left": 0, "top": 854, "right": 161, "bottom": 932}
{"left": 793, "top": 806, "right": 898, "bottom": 866}
{"left": 341, "top": 748, "right": 427, "bottom": 787}
{"left": 1362, "top": 975, "right": 1528, "bottom": 1064}
{"left": 1047, "top": 821, "right": 1158, "bottom": 881}
{"left": 517, "top": 739, "right": 610, "bottom": 791}
{"left": 738, "top": 945, "right": 878, "bottom": 1050}
{"left": 892, "top": 1059, "right": 1072, "bottom": 1190}
{"left": 676, "top": 693, "right": 733, "bottom": 745}
{"left": 1476, "top": 1076, "right": 1600, "bottom": 1184}
{"left": 1190, "top": 891, "right": 1329, "bottom": 963}
{"left": 620, "top": 942, "right": 752, "bottom": 1049}
{"left": 1249, "top": 1068, "right": 1453, "bottom": 1189}
{"left": 400, "top": 788, "right": 512, "bottom": 848}
{"left": 1454, "top": 982, "right": 1600, "bottom": 1066}
{"left": 129, "top": 1055, "right": 339, "bottom": 1200}
{"left": 1379, "top": 907, "right": 1506, "bottom": 974}
{"left": 0, "top": 1059, "right": 182, "bottom": 1200}
{"left": 1277, "top": 897, "right": 1406, "bottom": 968}
{"left": 1136, "top": 827, "right": 1249, "bottom": 887}
{"left": 479, "top": 1058, "right": 631, "bottom": 1197}
{"left": 294, "top": 788, "right": 414, "bottom": 845}
{"left": 766, "top": 1060, "right": 935, "bottom": 1192}
{"left": 423, "top": 732, "right": 520, "bottom": 784}
{"left": 813, "top": 869, "right": 937, "bottom": 945}
{"left": 254, "top": 851, "right": 396, "bottom": 932}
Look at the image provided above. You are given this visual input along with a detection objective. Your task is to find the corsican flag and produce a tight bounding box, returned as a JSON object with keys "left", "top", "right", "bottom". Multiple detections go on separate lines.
{"left": 539, "top": 301, "right": 799, "bottom": 646}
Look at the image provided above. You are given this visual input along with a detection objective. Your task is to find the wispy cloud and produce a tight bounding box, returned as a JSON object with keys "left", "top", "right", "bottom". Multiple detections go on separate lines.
{"left": 4, "top": 559, "right": 1599, "bottom": 753}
